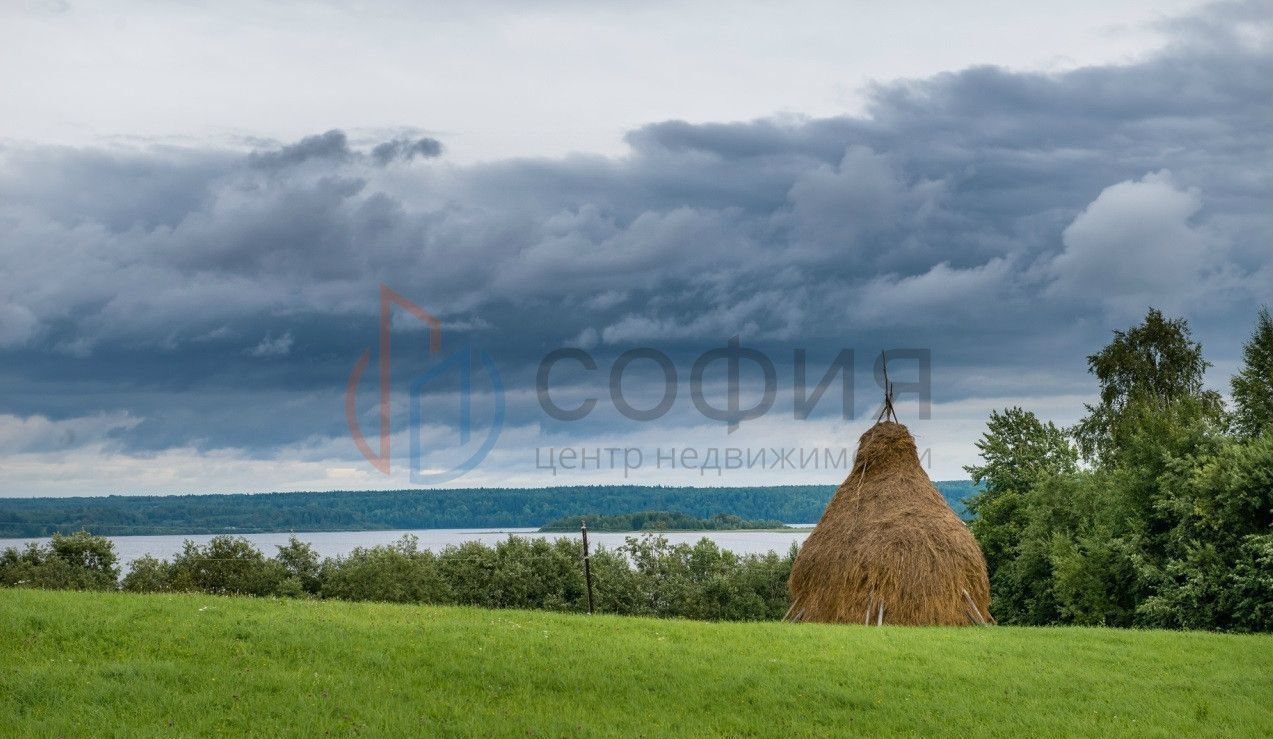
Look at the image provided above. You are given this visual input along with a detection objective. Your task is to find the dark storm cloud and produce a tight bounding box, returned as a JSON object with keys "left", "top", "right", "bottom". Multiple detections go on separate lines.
{"left": 371, "top": 136, "right": 443, "bottom": 165}
{"left": 248, "top": 129, "right": 352, "bottom": 169}
{"left": 248, "top": 130, "right": 444, "bottom": 171}
{"left": 0, "top": 1, "right": 1269, "bottom": 455}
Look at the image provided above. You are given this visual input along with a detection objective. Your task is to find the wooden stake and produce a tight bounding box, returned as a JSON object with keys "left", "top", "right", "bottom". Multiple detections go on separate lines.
{"left": 581, "top": 522, "right": 595, "bottom": 615}
{"left": 961, "top": 588, "right": 987, "bottom": 626}
{"left": 876, "top": 351, "right": 897, "bottom": 423}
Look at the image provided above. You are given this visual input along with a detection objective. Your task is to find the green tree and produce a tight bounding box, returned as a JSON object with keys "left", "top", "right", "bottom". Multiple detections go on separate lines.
{"left": 1073, "top": 308, "right": 1223, "bottom": 462}
{"left": 1033, "top": 471, "right": 1142, "bottom": 626}
{"left": 966, "top": 310, "right": 1239, "bottom": 628}
{"left": 1139, "top": 432, "right": 1273, "bottom": 631}
{"left": 1231, "top": 306, "right": 1273, "bottom": 438}
{"left": 964, "top": 407, "right": 1077, "bottom": 622}
{"left": 1048, "top": 377, "right": 1221, "bottom": 627}
{"left": 275, "top": 536, "right": 322, "bottom": 595}
{"left": 1225, "top": 534, "right": 1273, "bottom": 631}
{"left": 48, "top": 530, "right": 119, "bottom": 586}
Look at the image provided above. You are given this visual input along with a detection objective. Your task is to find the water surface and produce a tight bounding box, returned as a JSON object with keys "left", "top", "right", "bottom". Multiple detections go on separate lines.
{"left": 1, "top": 527, "right": 814, "bottom": 570}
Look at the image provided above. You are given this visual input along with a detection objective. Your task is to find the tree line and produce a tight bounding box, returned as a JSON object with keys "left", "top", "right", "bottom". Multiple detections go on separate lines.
{"left": 0, "top": 530, "right": 794, "bottom": 622}
{"left": 539, "top": 511, "right": 788, "bottom": 532}
{"left": 0, "top": 483, "right": 976, "bottom": 537}
{"left": 966, "top": 308, "right": 1272, "bottom": 631}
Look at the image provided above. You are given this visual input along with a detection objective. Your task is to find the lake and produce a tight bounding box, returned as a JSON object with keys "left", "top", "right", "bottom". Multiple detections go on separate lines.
{"left": 0, "top": 527, "right": 815, "bottom": 570}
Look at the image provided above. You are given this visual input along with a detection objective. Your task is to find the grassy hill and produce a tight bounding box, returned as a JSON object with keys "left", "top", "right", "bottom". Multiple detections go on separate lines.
{"left": 2, "top": 590, "right": 1269, "bottom": 737}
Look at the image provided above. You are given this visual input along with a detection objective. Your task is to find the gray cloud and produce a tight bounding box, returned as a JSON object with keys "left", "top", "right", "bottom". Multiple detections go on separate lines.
{"left": 0, "top": 411, "right": 138, "bottom": 454}
{"left": 247, "top": 332, "right": 294, "bottom": 357}
{"left": 0, "top": 1, "right": 1269, "bottom": 466}
{"left": 1046, "top": 171, "right": 1228, "bottom": 314}
{"left": 247, "top": 130, "right": 444, "bottom": 171}
{"left": 371, "top": 136, "right": 443, "bottom": 165}
{"left": 248, "top": 129, "right": 352, "bottom": 170}
{"left": 0, "top": 303, "right": 38, "bottom": 348}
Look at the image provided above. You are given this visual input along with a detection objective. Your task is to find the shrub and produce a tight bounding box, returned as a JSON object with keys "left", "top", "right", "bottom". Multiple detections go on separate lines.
{"left": 321, "top": 535, "right": 451, "bottom": 604}
{"left": 0, "top": 531, "right": 118, "bottom": 591}
{"left": 121, "top": 555, "right": 172, "bottom": 592}
{"left": 275, "top": 536, "right": 322, "bottom": 595}
{"left": 168, "top": 536, "right": 287, "bottom": 596}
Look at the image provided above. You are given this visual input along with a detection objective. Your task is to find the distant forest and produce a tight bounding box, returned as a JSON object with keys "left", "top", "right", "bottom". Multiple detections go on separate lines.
{"left": 0, "top": 483, "right": 978, "bottom": 538}
{"left": 538, "top": 511, "right": 789, "bottom": 532}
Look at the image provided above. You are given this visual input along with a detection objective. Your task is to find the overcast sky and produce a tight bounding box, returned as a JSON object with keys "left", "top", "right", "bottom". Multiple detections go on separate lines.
{"left": 1, "top": 0, "right": 1270, "bottom": 495}
{"left": 0, "top": 0, "right": 1216, "bottom": 161}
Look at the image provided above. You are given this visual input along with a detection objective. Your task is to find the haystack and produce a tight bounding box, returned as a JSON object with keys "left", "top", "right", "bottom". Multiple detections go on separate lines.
{"left": 786, "top": 403, "right": 991, "bottom": 626}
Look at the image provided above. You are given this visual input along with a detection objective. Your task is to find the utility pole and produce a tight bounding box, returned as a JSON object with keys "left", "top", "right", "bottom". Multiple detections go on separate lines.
{"left": 581, "top": 521, "right": 595, "bottom": 615}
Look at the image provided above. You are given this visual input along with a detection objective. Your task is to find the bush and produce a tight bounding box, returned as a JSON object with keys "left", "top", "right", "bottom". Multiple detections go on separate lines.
{"left": 121, "top": 555, "right": 172, "bottom": 592}
{"left": 3, "top": 529, "right": 798, "bottom": 623}
{"left": 321, "top": 535, "right": 451, "bottom": 604}
{"left": 275, "top": 536, "right": 322, "bottom": 595}
{"left": 1225, "top": 534, "right": 1273, "bottom": 632}
{"left": 0, "top": 531, "right": 118, "bottom": 591}
{"left": 458, "top": 537, "right": 585, "bottom": 612}
{"left": 168, "top": 536, "right": 287, "bottom": 596}
{"left": 599, "top": 535, "right": 794, "bottom": 620}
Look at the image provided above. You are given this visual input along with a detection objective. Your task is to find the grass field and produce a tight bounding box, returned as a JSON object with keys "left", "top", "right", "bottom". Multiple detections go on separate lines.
{"left": 2, "top": 589, "right": 1270, "bottom": 737}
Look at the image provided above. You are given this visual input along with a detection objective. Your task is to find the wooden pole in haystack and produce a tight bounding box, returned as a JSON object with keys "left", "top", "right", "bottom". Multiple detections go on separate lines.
{"left": 877, "top": 350, "right": 897, "bottom": 424}
{"left": 581, "top": 522, "right": 595, "bottom": 614}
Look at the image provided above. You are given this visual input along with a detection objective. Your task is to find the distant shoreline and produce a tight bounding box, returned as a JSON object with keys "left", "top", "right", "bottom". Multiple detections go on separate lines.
{"left": 0, "top": 525, "right": 819, "bottom": 545}
{"left": 539, "top": 510, "right": 792, "bottom": 533}
{"left": 0, "top": 483, "right": 975, "bottom": 538}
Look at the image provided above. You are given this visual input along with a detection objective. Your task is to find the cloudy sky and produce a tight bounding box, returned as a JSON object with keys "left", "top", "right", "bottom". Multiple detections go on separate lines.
{"left": 1, "top": 0, "right": 1270, "bottom": 496}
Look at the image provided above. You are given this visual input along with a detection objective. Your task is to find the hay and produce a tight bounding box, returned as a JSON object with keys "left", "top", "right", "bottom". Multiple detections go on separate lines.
{"left": 786, "top": 421, "right": 992, "bottom": 626}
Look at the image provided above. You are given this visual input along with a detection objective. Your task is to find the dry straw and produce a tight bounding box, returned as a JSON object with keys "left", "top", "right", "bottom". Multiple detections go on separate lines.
{"left": 786, "top": 419, "right": 992, "bottom": 626}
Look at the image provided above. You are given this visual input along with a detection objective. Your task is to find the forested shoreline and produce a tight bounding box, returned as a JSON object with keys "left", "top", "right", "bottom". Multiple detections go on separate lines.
{"left": 538, "top": 511, "right": 790, "bottom": 531}
{"left": 0, "top": 483, "right": 976, "bottom": 538}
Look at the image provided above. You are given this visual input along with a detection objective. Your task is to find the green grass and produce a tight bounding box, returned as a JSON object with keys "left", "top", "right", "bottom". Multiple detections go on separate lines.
{"left": 2, "top": 589, "right": 1269, "bottom": 737}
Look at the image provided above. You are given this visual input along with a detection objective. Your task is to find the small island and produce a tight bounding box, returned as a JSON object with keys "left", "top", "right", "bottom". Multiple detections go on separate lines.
{"left": 538, "top": 511, "right": 790, "bottom": 532}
